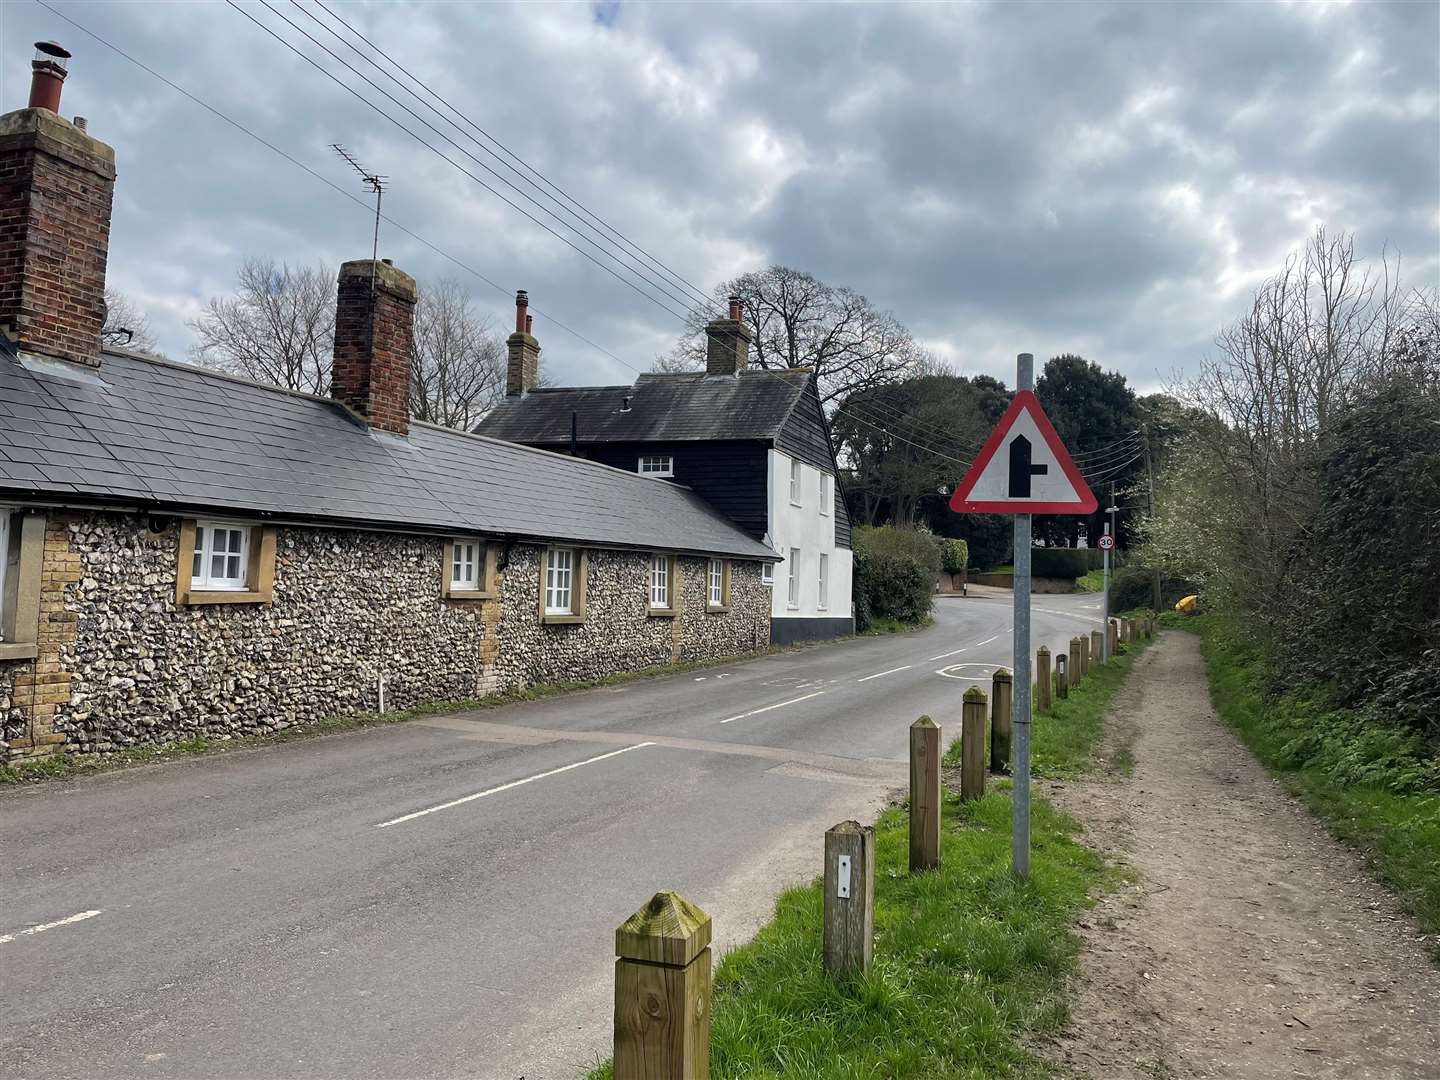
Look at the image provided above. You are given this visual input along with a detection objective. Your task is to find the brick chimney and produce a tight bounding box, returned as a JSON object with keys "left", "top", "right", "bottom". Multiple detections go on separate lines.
{"left": 0, "top": 43, "right": 117, "bottom": 368}
{"left": 506, "top": 289, "right": 540, "bottom": 396}
{"left": 332, "top": 259, "right": 416, "bottom": 436}
{"left": 705, "top": 295, "right": 751, "bottom": 377}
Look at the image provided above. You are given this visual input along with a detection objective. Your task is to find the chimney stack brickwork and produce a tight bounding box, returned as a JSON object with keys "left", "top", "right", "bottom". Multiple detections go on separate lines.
{"left": 705, "top": 299, "right": 752, "bottom": 377}
{"left": 0, "top": 108, "right": 116, "bottom": 367}
{"left": 332, "top": 259, "right": 417, "bottom": 436}
{"left": 506, "top": 289, "right": 540, "bottom": 396}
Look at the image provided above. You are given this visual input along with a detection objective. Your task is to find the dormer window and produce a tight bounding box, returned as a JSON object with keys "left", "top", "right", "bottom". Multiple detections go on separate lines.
{"left": 639, "top": 454, "right": 674, "bottom": 479}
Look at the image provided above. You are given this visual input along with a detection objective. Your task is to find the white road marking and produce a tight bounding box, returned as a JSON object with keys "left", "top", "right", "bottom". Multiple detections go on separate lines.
{"left": 374, "top": 743, "right": 655, "bottom": 828}
{"left": 857, "top": 665, "right": 911, "bottom": 682}
{"left": 934, "top": 663, "right": 1000, "bottom": 681}
{"left": 0, "top": 909, "right": 102, "bottom": 945}
{"left": 928, "top": 630, "right": 1009, "bottom": 661}
{"left": 718, "top": 691, "right": 825, "bottom": 725}
{"left": 1033, "top": 606, "right": 1104, "bottom": 623}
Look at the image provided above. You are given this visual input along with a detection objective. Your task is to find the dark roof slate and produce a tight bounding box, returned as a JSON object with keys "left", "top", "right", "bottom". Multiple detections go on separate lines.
{"left": 474, "top": 368, "right": 813, "bottom": 444}
{"left": 0, "top": 349, "right": 775, "bottom": 560}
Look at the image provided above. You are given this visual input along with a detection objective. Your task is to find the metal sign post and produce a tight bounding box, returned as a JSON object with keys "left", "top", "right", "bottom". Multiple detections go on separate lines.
{"left": 1100, "top": 525, "right": 1113, "bottom": 662}
{"left": 1011, "top": 353, "right": 1034, "bottom": 878}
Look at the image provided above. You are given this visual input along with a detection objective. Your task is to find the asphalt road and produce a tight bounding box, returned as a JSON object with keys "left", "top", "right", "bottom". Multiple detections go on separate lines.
{"left": 1, "top": 589, "right": 1104, "bottom": 1080}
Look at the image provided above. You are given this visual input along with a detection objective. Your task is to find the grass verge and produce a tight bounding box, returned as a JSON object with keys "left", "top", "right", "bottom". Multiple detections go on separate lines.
{"left": 1073, "top": 568, "right": 1105, "bottom": 593}
{"left": 862, "top": 613, "right": 934, "bottom": 636}
{"left": 1186, "top": 613, "right": 1440, "bottom": 950}
{"left": 0, "top": 647, "right": 785, "bottom": 786}
{"left": 588, "top": 792, "right": 1108, "bottom": 1079}
{"left": 942, "top": 632, "right": 1154, "bottom": 779}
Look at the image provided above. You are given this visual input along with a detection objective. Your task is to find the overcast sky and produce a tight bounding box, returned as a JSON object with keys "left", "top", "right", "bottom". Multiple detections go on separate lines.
{"left": 4, "top": 0, "right": 1436, "bottom": 392}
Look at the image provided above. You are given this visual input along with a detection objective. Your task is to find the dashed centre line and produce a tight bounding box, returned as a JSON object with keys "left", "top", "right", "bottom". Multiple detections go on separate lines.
{"left": 718, "top": 691, "right": 825, "bottom": 725}
{"left": 0, "top": 909, "right": 102, "bottom": 946}
{"left": 856, "top": 665, "right": 911, "bottom": 682}
{"left": 374, "top": 742, "right": 655, "bottom": 828}
{"left": 928, "top": 630, "right": 1009, "bottom": 661}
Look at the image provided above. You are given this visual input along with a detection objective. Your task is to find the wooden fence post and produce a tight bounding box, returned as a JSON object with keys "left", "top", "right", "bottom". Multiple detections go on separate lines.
{"left": 990, "top": 668, "right": 1013, "bottom": 774}
{"left": 823, "top": 821, "right": 874, "bottom": 978}
{"left": 961, "top": 687, "right": 987, "bottom": 800}
{"left": 1056, "top": 653, "right": 1069, "bottom": 699}
{"left": 1090, "top": 629, "right": 1104, "bottom": 666}
{"left": 615, "top": 891, "right": 711, "bottom": 1080}
{"left": 909, "top": 717, "right": 941, "bottom": 872}
{"left": 1036, "top": 646, "right": 1052, "bottom": 713}
{"left": 1107, "top": 618, "right": 1117, "bottom": 656}
{"left": 1069, "top": 637, "right": 1083, "bottom": 690}
{"left": 1079, "top": 635, "right": 1090, "bottom": 678}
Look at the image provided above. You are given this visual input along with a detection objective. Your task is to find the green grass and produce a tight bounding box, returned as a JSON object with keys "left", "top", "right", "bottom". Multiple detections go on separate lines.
{"left": 1187, "top": 613, "right": 1440, "bottom": 952}
{"left": 588, "top": 792, "right": 1109, "bottom": 1079}
{"left": 942, "top": 633, "right": 1153, "bottom": 779}
{"left": 862, "top": 613, "right": 935, "bottom": 636}
{"left": 0, "top": 648, "right": 786, "bottom": 786}
{"left": 1073, "top": 568, "right": 1105, "bottom": 593}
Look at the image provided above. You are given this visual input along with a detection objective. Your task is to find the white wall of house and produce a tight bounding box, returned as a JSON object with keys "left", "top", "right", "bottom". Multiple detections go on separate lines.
{"left": 765, "top": 449, "right": 853, "bottom": 623}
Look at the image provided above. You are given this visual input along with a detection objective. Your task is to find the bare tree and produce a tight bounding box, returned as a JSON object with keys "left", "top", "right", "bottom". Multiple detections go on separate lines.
{"left": 656, "top": 265, "right": 922, "bottom": 404}
{"left": 101, "top": 287, "right": 161, "bottom": 354}
{"left": 189, "top": 258, "right": 335, "bottom": 395}
{"left": 410, "top": 277, "right": 506, "bottom": 429}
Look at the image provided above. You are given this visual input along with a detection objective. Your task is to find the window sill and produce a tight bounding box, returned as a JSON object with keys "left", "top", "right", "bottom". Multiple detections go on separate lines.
{"left": 705, "top": 605, "right": 731, "bottom": 614}
{"left": 542, "top": 612, "right": 587, "bottom": 625}
{"left": 0, "top": 642, "right": 39, "bottom": 661}
{"left": 646, "top": 606, "right": 680, "bottom": 618}
{"left": 445, "top": 589, "right": 496, "bottom": 602}
{"left": 786, "top": 603, "right": 800, "bottom": 611}
{"left": 180, "top": 589, "right": 272, "bottom": 606}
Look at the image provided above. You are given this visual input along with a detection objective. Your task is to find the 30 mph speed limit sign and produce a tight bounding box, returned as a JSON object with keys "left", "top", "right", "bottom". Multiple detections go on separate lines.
{"left": 1098, "top": 534, "right": 1115, "bottom": 551}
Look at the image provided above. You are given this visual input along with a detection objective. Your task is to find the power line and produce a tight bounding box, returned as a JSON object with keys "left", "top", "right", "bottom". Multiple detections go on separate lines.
{"left": 305, "top": 0, "right": 715, "bottom": 313}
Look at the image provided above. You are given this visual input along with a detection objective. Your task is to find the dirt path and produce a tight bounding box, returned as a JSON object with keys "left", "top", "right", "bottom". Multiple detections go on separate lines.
{"left": 1048, "top": 632, "right": 1440, "bottom": 1080}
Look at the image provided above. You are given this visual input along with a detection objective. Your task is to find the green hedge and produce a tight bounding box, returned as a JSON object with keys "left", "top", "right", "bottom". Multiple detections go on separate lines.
{"left": 1030, "top": 547, "right": 1105, "bottom": 579}
{"left": 853, "top": 526, "right": 941, "bottom": 631}
{"left": 939, "top": 538, "right": 969, "bottom": 575}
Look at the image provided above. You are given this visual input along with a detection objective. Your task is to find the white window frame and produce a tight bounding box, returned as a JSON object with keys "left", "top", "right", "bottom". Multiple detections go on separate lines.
{"left": 787, "top": 547, "right": 800, "bottom": 608}
{"left": 638, "top": 454, "right": 674, "bottom": 479}
{"left": 649, "top": 553, "right": 671, "bottom": 610}
{"left": 789, "top": 458, "right": 803, "bottom": 506}
{"left": 761, "top": 563, "right": 775, "bottom": 586}
{"left": 818, "top": 552, "right": 829, "bottom": 610}
{"left": 708, "top": 558, "right": 725, "bottom": 608}
{"left": 192, "top": 520, "right": 251, "bottom": 592}
{"left": 819, "top": 473, "right": 831, "bottom": 517}
{"left": 545, "top": 547, "right": 575, "bottom": 615}
{"left": 451, "top": 539, "right": 480, "bottom": 591}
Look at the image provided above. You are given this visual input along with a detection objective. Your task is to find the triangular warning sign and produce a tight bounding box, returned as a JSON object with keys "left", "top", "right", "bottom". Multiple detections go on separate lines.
{"left": 949, "top": 390, "right": 1097, "bottom": 515}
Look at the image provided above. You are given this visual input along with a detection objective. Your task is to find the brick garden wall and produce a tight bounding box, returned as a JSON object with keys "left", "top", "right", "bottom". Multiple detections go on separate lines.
{"left": 0, "top": 510, "right": 769, "bottom": 760}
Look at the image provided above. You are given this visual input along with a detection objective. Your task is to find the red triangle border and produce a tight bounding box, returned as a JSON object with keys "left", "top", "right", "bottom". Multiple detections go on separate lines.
{"left": 948, "top": 390, "right": 1098, "bottom": 515}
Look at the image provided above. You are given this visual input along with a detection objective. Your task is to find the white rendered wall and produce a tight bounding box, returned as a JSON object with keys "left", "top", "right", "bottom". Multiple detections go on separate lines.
{"left": 766, "top": 450, "right": 853, "bottom": 622}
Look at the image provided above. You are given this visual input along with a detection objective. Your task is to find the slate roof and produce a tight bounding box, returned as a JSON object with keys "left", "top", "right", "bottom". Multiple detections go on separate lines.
{"left": 0, "top": 346, "right": 776, "bottom": 561}
{"left": 474, "top": 369, "right": 814, "bottom": 445}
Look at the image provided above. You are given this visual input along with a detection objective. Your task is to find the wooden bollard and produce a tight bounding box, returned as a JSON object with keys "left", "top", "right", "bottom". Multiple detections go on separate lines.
{"left": 909, "top": 717, "right": 941, "bottom": 872}
{"left": 1090, "top": 629, "right": 1104, "bottom": 666}
{"left": 1036, "top": 646, "right": 1052, "bottom": 712}
{"left": 960, "top": 687, "right": 987, "bottom": 800}
{"left": 615, "top": 891, "right": 711, "bottom": 1080}
{"left": 823, "top": 821, "right": 874, "bottom": 978}
{"left": 990, "top": 668, "right": 1013, "bottom": 774}
{"left": 1056, "top": 653, "right": 1069, "bottom": 699}
{"left": 1069, "top": 637, "right": 1083, "bottom": 689}
{"left": 1079, "top": 635, "right": 1090, "bottom": 677}
{"left": 1125, "top": 618, "right": 1134, "bottom": 644}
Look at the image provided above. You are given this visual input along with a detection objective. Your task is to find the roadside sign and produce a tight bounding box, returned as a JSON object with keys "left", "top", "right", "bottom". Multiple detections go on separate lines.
{"left": 1098, "top": 534, "right": 1114, "bottom": 551}
{"left": 948, "top": 390, "right": 1097, "bottom": 515}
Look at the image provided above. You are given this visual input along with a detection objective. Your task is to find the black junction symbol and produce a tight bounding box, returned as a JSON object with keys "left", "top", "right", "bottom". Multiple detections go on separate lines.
{"left": 1008, "top": 435, "right": 1049, "bottom": 498}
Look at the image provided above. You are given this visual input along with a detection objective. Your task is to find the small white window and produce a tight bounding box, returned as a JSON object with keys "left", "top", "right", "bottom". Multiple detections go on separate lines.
{"left": 649, "top": 553, "right": 671, "bottom": 609}
{"left": 819, "top": 474, "right": 831, "bottom": 516}
{"left": 192, "top": 521, "right": 250, "bottom": 591}
{"left": 789, "top": 458, "right": 802, "bottom": 505}
{"left": 761, "top": 563, "right": 775, "bottom": 586}
{"left": 708, "top": 558, "right": 725, "bottom": 607}
{"left": 787, "top": 547, "right": 800, "bottom": 607}
{"left": 545, "top": 547, "right": 575, "bottom": 614}
{"left": 451, "top": 540, "right": 479, "bottom": 590}
{"left": 818, "top": 553, "right": 829, "bottom": 610}
{"left": 639, "top": 454, "right": 674, "bottom": 478}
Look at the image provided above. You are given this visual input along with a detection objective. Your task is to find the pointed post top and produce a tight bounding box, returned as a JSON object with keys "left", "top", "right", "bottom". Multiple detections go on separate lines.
{"left": 1037, "top": 645, "right": 1050, "bottom": 656}
{"left": 910, "top": 715, "right": 938, "bottom": 730}
{"left": 963, "top": 686, "right": 987, "bottom": 703}
{"left": 993, "top": 668, "right": 1013, "bottom": 684}
{"left": 615, "top": 890, "right": 711, "bottom": 967}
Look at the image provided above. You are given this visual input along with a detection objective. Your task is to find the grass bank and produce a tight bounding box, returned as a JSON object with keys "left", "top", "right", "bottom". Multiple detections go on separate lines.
{"left": 589, "top": 793, "right": 1108, "bottom": 1079}
{"left": 1188, "top": 613, "right": 1440, "bottom": 946}
{"left": 0, "top": 648, "right": 783, "bottom": 786}
{"left": 1074, "top": 568, "right": 1105, "bottom": 593}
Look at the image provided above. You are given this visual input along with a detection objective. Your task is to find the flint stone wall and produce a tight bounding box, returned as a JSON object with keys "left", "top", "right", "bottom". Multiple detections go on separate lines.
{"left": 0, "top": 510, "right": 769, "bottom": 756}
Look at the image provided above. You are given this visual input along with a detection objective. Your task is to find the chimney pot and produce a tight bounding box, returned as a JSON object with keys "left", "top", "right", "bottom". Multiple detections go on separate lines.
{"left": 525, "top": 314, "right": 533, "bottom": 334}
{"left": 728, "top": 295, "right": 742, "bottom": 320}
{"left": 28, "top": 41, "right": 72, "bottom": 114}
{"left": 514, "top": 289, "right": 529, "bottom": 334}
{"left": 73, "top": 115, "right": 87, "bottom": 130}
